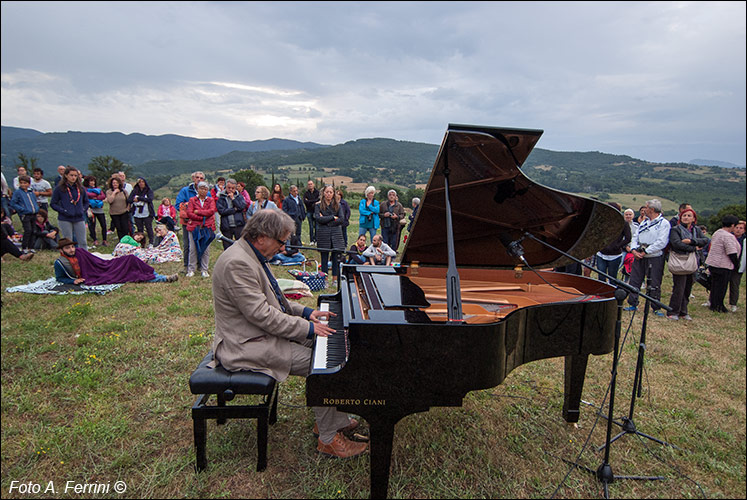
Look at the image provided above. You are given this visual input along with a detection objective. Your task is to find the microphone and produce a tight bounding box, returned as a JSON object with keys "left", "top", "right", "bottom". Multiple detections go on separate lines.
{"left": 498, "top": 233, "right": 527, "bottom": 262}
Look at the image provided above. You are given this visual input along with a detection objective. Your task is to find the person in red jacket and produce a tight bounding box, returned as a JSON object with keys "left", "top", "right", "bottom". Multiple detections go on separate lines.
{"left": 156, "top": 197, "right": 177, "bottom": 231}
{"left": 186, "top": 182, "right": 217, "bottom": 278}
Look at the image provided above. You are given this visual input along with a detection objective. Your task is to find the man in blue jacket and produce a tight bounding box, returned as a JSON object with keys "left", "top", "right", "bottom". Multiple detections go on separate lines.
{"left": 175, "top": 171, "right": 210, "bottom": 273}
{"left": 10, "top": 175, "right": 40, "bottom": 253}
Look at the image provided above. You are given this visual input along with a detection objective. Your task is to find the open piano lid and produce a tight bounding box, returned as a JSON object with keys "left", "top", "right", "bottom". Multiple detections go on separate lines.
{"left": 401, "top": 124, "right": 625, "bottom": 269}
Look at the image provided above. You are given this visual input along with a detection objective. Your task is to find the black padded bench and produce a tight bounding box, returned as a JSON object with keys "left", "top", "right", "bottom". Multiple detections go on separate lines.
{"left": 189, "top": 352, "right": 279, "bottom": 472}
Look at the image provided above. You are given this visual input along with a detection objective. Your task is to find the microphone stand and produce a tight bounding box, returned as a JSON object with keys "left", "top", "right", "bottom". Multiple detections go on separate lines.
{"left": 598, "top": 259, "right": 677, "bottom": 452}
{"left": 520, "top": 232, "right": 670, "bottom": 497}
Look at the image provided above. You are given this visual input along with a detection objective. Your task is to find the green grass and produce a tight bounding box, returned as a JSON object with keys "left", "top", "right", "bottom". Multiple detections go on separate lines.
{"left": 1, "top": 207, "right": 745, "bottom": 498}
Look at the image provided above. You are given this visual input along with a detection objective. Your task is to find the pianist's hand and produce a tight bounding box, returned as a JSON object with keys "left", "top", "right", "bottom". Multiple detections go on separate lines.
{"left": 310, "top": 309, "right": 337, "bottom": 337}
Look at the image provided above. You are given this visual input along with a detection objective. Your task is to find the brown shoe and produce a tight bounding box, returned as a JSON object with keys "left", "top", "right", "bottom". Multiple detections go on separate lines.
{"left": 19, "top": 252, "right": 35, "bottom": 262}
{"left": 313, "top": 418, "right": 359, "bottom": 438}
{"left": 317, "top": 432, "right": 368, "bottom": 458}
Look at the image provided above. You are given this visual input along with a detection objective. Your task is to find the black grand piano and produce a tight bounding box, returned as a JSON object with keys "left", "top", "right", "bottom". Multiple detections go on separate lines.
{"left": 306, "top": 124, "right": 625, "bottom": 498}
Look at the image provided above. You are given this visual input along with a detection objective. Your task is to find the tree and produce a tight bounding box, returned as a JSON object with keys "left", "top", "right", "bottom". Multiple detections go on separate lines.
{"left": 88, "top": 156, "right": 129, "bottom": 186}
{"left": 233, "top": 169, "right": 266, "bottom": 195}
{"left": 707, "top": 203, "right": 746, "bottom": 232}
{"left": 14, "top": 153, "right": 38, "bottom": 171}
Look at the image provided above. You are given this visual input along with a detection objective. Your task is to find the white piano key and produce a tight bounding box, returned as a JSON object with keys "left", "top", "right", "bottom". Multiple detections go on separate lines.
{"left": 312, "top": 303, "right": 330, "bottom": 370}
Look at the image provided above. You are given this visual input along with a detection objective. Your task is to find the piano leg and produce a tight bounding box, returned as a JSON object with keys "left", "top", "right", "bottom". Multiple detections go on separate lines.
{"left": 368, "top": 416, "right": 398, "bottom": 499}
{"left": 562, "top": 354, "right": 589, "bottom": 423}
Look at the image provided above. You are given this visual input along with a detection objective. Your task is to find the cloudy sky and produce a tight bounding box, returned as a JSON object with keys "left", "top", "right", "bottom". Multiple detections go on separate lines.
{"left": 2, "top": 1, "right": 745, "bottom": 165}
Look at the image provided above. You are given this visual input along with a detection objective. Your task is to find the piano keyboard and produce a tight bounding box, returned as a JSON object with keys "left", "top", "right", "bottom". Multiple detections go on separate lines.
{"left": 311, "top": 301, "right": 348, "bottom": 372}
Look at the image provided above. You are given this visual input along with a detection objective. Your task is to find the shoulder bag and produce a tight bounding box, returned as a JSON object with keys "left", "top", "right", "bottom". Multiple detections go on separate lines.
{"left": 668, "top": 250, "right": 697, "bottom": 275}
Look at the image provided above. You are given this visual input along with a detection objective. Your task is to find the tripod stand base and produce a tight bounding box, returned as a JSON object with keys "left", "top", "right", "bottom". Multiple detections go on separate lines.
{"left": 596, "top": 416, "right": 678, "bottom": 452}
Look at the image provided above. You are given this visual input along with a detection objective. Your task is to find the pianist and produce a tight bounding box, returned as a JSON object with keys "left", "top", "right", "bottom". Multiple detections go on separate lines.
{"left": 210, "top": 209, "right": 368, "bottom": 459}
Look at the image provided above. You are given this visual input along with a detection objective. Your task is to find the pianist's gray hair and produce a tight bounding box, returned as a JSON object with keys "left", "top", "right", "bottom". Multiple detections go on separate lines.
{"left": 241, "top": 208, "right": 295, "bottom": 242}
{"left": 646, "top": 199, "right": 662, "bottom": 213}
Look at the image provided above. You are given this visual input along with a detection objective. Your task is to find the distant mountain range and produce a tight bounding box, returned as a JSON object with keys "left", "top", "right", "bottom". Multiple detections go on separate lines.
{"left": 688, "top": 158, "right": 745, "bottom": 169}
{"left": 1, "top": 126, "right": 744, "bottom": 217}
{"left": 0, "top": 125, "right": 326, "bottom": 172}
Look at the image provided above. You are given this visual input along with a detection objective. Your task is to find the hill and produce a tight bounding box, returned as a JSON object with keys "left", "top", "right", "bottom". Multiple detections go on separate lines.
{"left": 1, "top": 126, "right": 744, "bottom": 217}
{"left": 135, "top": 139, "right": 745, "bottom": 216}
{"left": 0, "top": 126, "right": 327, "bottom": 172}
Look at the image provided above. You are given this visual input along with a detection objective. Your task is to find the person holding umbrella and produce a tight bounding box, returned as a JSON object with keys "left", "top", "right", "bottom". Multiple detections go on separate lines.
{"left": 186, "top": 181, "right": 217, "bottom": 278}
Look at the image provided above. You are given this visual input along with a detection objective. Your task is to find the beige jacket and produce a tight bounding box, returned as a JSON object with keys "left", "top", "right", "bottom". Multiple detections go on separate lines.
{"left": 210, "top": 237, "right": 310, "bottom": 381}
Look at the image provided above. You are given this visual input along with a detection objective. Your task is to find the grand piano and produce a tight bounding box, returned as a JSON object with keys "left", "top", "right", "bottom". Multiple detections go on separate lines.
{"left": 306, "top": 124, "right": 625, "bottom": 498}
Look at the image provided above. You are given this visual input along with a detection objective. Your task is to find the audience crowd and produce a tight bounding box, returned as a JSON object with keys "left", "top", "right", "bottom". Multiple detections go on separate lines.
{"left": 1, "top": 166, "right": 744, "bottom": 321}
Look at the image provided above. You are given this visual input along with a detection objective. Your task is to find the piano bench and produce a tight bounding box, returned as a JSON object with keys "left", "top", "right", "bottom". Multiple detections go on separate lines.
{"left": 189, "top": 352, "right": 279, "bottom": 472}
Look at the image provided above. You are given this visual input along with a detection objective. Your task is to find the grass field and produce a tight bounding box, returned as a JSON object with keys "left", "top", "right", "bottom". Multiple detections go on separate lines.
{"left": 1, "top": 211, "right": 745, "bottom": 499}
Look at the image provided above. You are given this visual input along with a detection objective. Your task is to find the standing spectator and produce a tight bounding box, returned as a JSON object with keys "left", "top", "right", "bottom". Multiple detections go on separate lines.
{"left": 379, "top": 189, "right": 405, "bottom": 251}
{"left": 282, "top": 184, "right": 306, "bottom": 239}
{"left": 156, "top": 197, "right": 177, "bottom": 232}
{"left": 727, "top": 220, "right": 746, "bottom": 313}
{"left": 211, "top": 177, "right": 226, "bottom": 199}
{"left": 32, "top": 209, "right": 59, "bottom": 250}
{"left": 83, "top": 176, "right": 107, "bottom": 246}
{"left": 624, "top": 199, "right": 670, "bottom": 316}
{"left": 667, "top": 208, "right": 709, "bottom": 320}
{"left": 216, "top": 179, "right": 247, "bottom": 249}
{"left": 1, "top": 172, "right": 11, "bottom": 224}
{"left": 53, "top": 165, "right": 67, "bottom": 188}
{"left": 175, "top": 171, "right": 208, "bottom": 274}
{"left": 669, "top": 203, "right": 692, "bottom": 228}
{"left": 248, "top": 186, "right": 278, "bottom": 216}
{"left": 621, "top": 208, "right": 638, "bottom": 283}
{"left": 118, "top": 171, "right": 133, "bottom": 196}
{"left": 407, "top": 197, "right": 420, "bottom": 232}
{"left": 30, "top": 168, "right": 53, "bottom": 212}
{"left": 128, "top": 177, "right": 156, "bottom": 246}
{"left": 10, "top": 174, "right": 39, "bottom": 253}
{"left": 271, "top": 183, "right": 285, "bottom": 210}
{"left": 12, "top": 165, "right": 28, "bottom": 190}
{"left": 595, "top": 202, "right": 631, "bottom": 283}
{"left": 314, "top": 185, "right": 345, "bottom": 282}
{"left": 636, "top": 205, "right": 647, "bottom": 225}
{"left": 50, "top": 166, "right": 89, "bottom": 250}
{"left": 336, "top": 189, "right": 351, "bottom": 247}
{"left": 358, "top": 186, "right": 380, "bottom": 241}
{"left": 303, "top": 180, "right": 320, "bottom": 243}
{"left": 186, "top": 181, "right": 217, "bottom": 278}
{"left": 105, "top": 176, "right": 130, "bottom": 241}
{"left": 236, "top": 182, "right": 252, "bottom": 212}
{"left": 705, "top": 215, "right": 741, "bottom": 313}
{"left": 211, "top": 177, "right": 226, "bottom": 229}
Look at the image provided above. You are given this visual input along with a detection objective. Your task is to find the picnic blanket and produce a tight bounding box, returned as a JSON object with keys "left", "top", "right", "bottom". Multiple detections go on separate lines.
{"left": 276, "top": 278, "right": 313, "bottom": 298}
{"left": 5, "top": 278, "right": 123, "bottom": 295}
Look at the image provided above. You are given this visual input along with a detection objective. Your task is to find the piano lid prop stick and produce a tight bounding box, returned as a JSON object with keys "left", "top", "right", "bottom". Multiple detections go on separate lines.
{"left": 442, "top": 158, "right": 464, "bottom": 322}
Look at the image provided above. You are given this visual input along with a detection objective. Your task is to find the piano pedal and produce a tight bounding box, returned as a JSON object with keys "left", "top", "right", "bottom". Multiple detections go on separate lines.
{"left": 345, "top": 427, "right": 370, "bottom": 443}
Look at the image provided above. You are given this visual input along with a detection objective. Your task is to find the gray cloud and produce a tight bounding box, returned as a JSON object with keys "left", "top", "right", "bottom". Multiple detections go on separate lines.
{"left": 1, "top": 1, "right": 744, "bottom": 164}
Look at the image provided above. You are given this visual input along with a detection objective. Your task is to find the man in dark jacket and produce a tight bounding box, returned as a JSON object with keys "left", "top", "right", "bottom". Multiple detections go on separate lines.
{"left": 282, "top": 184, "right": 306, "bottom": 239}
{"left": 216, "top": 179, "right": 247, "bottom": 249}
{"left": 303, "top": 180, "right": 319, "bottom": 243}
